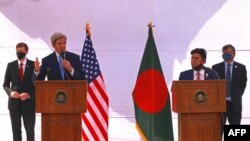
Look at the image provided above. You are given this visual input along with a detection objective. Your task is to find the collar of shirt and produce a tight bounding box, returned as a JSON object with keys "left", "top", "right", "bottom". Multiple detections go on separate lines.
{"left": 56, "top": 52, "right": 62, "bottom": 62}
{"left": 56, "top": 52, "right": 60, "bottom": 57}
{"left": 18, "top": 58, "right": 27, "bottom": 67}
{"left": 224, "top": 61, "right": 233, "bottom": 66}
{"left": 194, "top": 69, "right": 205, "bottom": 80}
{"left": 224, "top": 61, "right": 233, "bottom": 73}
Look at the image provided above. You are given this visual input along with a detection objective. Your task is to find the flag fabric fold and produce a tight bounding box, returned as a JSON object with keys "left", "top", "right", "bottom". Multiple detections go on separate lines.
{"left": 81, "top": 33, "right": 109, "bottom": 141}
{"left": 132, "top": 26, "right": 174, "bottom": 141}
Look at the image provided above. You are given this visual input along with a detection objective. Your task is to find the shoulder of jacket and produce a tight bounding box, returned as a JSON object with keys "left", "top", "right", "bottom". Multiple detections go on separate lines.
{"left": 234, "top": 61, "right": 245, "bottom": 67}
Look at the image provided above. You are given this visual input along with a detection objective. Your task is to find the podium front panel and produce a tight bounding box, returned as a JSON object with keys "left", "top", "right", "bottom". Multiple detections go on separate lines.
{"left": 172, "top": 80, "right": 226, "bottom": 113}
{"left": 36, "top": 80, "right": 87, "bottom": 113}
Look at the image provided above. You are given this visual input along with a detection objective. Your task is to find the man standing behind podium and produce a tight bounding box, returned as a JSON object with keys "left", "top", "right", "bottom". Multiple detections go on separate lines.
{"left": 3, "top": 42, "right": 36, "bottom": 141}
{"left": 179, "top": 48, "right": 218, "bottom": 80}
{"left": 212, "top": 44, "right": 247, "bottom": 125}
{"left": 35, "top": 32, "right": 85, "bottom": 80}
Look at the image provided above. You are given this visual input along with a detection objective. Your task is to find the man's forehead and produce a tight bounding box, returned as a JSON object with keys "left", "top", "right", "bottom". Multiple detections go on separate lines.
{"left": 192, "top": 53, "right": 202, "bottom": 58}
{"left": 16, "top": 47, "right": 25, "bottom": 50}
{"left": 223, "top": 48, "right": 234, "bottom": 53}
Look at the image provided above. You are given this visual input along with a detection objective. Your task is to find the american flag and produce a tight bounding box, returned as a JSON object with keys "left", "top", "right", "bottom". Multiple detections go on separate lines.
{"left": 80, "top": 33, "right": 109, "bottom": 141}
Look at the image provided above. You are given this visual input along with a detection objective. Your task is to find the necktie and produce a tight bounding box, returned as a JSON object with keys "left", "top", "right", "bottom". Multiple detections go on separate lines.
{"left": 58, "top": 55, "right": 64, "bottom": 80}
{"left": 19, "top": 63, "right": 23, "bottom": 81}
{"left": 196, "top": 72, "right": 201, "bottom": 80}
{"left": 226, "top": 64, "right": 231, "bottom": 97}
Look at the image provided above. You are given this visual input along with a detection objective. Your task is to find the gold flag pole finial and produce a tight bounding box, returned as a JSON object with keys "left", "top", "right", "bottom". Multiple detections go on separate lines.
{"left": 147, "top": 21, "right": 155, "bottom": 35}
{"left": 85, "top": 22, "right": 92, "bottom": 37}
{"left": 147, "top": 21, "right": 155, "bottom": 28}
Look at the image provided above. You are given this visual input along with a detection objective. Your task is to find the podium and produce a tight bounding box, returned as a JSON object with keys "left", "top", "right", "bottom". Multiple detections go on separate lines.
{"left": 35, "top": 80, "right": 87, "bottom": 141}
{"left": 171, "top": 80, "right": 226, "bottom": 141}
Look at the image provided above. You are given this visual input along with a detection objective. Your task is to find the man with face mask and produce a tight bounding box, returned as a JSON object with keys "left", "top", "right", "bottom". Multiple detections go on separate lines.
{"left": 3, "top": 42, "right": 36, "bottom": 141}
{"left": 179, "top": 48, "right": 218, "bottom": 80}
{"left": 212, "top": 45, "right": 247, "bottom": 129}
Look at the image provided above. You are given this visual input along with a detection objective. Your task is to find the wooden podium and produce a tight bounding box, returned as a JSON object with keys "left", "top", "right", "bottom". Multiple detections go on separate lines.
{"left": 35, "top": 80, "right": 87, "bottom": 141}
{"left": 171, "top": 80, "right": 226, "bottom": 141}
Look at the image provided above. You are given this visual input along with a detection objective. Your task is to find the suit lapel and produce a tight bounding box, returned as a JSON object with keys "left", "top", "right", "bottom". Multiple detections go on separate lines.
{"left": 232, "top": 62, "right": 237, "bottom": 81}
{"left": 23, "top": 60, "right": 33, "bottom": 81}
{"left": 52, "top": 52, "right": 64, "bottom": 80}
{"left": 189, "top": 70, "right": 194, "bottom": 80}
{"left": 204, "top": 70, "right": 208, "bottom": 80}
{"left": 220, "top": 63, "right": 225, "bottom": 79}
{"left": 14, "top": 61, "right": 20, "bottom": 80}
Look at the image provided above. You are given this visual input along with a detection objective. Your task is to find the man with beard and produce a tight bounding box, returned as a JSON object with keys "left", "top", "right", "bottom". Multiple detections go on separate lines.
{"left": 179, "top": 48, "right": 218, "bottom": 80}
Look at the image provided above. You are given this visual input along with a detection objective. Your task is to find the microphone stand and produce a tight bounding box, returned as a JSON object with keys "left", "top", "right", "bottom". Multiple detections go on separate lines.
{"left": 204, "top": 65, "right": 225, "bottom": 138}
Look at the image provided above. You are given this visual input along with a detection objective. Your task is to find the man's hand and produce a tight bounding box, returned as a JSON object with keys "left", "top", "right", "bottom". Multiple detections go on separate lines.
{"left": 19, "top": 93, "right": 30, "bottom": 101}
{"left": 10, "top": 91, "right": 20, "bottom": 99}
{"left": 62, "top": 59, "right": 73, "bottom": 73}
{"left": 34, "top": 57, "right": 40, "bottom": 72}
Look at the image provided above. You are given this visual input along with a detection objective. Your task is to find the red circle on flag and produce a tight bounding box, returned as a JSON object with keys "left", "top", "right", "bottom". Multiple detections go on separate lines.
{"left": 133, "top": 69, "right": 168, "bottom": 114}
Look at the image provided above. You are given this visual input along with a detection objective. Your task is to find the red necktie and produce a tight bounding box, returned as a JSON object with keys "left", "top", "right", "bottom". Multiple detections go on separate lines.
{"left": 196, "top": 72, "right": 201, "bottom": 80}
{"left": 19, "top": 63, "right": 23, "bottom": 81}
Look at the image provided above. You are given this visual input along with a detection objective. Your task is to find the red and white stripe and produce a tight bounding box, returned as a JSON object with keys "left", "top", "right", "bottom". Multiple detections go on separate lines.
{"left": 82, "top": 75, "right": 109, "bottom": 141}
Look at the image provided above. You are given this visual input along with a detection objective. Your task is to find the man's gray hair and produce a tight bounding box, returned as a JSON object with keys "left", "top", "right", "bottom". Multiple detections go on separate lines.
{"left": 51, "top": 32, "right": 67, "bottom": 45}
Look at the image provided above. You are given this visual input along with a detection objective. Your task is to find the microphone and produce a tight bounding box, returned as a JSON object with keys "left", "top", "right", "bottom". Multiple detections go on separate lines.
{"left": 45, "top": 67, "right": 52, "bottom": 80}
{"left": 46, "top": 67, "right": 51, "bottom": 76}
{"left": 202, "top": 65, "right": 211, "bottom": 71}
{"left": 60, "top": 51, "right": 71, "bottom": 80}
{"left": 202, "top": 65, "right": 220, "bottom": 79}
{"left": 60, "top": 51, "right": 65, "bottom": 59}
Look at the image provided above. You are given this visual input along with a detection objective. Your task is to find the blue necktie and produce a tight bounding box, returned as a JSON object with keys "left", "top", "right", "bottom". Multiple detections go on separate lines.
{"left": 58, "top": 55, "right": 64, "bottom": 80}
{"left": 226, "top": 64, "right": 231, "bottom": 97}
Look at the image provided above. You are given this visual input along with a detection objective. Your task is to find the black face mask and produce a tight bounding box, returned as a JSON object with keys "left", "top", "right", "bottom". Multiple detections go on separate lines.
{"left": 16, "top": 52, "right": 26, "bottom": 60}
{"left": 192, "top": 64, "right": 203, "bottom": 71}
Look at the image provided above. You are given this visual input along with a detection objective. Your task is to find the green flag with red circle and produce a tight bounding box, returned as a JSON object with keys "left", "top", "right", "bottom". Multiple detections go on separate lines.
{"left": 132, "top": 26, "right": 174, "bottom": 141}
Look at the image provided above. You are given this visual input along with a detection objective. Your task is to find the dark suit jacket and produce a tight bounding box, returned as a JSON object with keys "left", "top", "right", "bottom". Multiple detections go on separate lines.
{"left": 179, "top": 69, "right": 218, "bottom": 80}
{"left": 212, "top": 61, "right": 247, "bottom": 112}
{"left": 36, "top": 51, "right": 85, "bottom": 80}
{"left": 3, "top": 59, "right": 36, "bottom": 110}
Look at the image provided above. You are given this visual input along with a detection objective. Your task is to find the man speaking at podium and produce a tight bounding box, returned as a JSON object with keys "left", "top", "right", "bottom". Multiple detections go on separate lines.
{"left": 179, "top": 48, "right": 218, "bottom": 80}
{"left": 34, "top": 32, "right": 85, "bottom": 80}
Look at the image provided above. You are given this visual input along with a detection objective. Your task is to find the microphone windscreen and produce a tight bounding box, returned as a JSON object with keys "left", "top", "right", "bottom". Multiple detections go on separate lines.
{"left": 60, "top": 51, "right": 65, "bottom": 59}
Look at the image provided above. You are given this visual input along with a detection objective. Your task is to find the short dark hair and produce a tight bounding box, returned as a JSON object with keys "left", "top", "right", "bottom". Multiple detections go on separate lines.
{"left": 191, "top": 48, "right": 206, "bottom": 62}
{"left": 222, "top": 44, "right": 235, "bottom": 53}
{"left": 16, "top": 42, "right": 29, "bottom": 51}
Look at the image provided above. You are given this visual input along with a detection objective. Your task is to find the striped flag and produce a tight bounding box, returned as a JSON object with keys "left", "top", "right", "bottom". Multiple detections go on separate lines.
{"left": 80, "top": 33, "right": 109, "bottom": 141}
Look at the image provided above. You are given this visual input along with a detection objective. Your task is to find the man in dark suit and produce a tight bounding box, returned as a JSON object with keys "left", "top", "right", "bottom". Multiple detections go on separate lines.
{"left": 35, "top": 32, "right": 85, "bottom": 80}
{"left": 212, "top": 44, "right": 247, "bottom": 126}
{"left": 179, "top": 48, "right": 218, "bottom": 80}
{"left": 3, "top": 42, "right": 36, "bottom": 141}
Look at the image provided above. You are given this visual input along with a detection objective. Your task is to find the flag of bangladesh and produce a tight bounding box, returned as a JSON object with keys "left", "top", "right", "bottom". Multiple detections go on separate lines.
{"left": 132, "top": 25, "right": 174, "bottom": 141}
